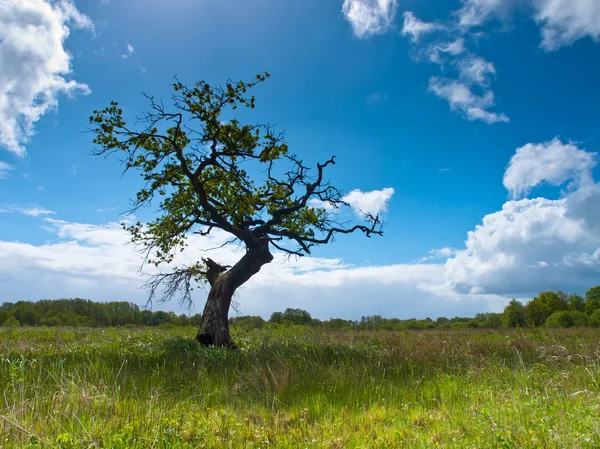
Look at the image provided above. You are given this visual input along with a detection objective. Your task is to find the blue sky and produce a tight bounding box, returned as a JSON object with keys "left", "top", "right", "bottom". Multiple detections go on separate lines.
{"left": 1, "top": 0, "right": 600, "bottom": 319}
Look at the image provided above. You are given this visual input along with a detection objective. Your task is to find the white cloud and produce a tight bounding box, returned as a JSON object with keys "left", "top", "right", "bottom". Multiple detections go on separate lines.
{"left": 503, "top": 138, "right": 597, "bottom": 199}
{"left": 308, "top": 187, "right": 395, "bottom": 217}
{"left": 443, "top": 139, "right": 600, "bottom": 296}
{"left": 401, "top": 11, "right": 441, "bottom": 42}
{"left": 342, "top": 0, "right": 398, "bottom": 39}
{"left": 121, "top": 43, "right": 134, "bottom": 58}
{"left": 458, "top": 0, "right": 600, "bottom": 50}
{"left": 0, "top": 216, "right": 501, "bottom": 319}
{"left": 427, "top": 54, "right": 508, "bottom": 123}
{"left": 428, "top": 77, "right": 509, "bottom": 124}
{"left": 3, "top": 140, "right": 600, "bottom": 319}
{"left": 401, "top": 11, "right": 509, "bottom": 124}
{"left": 457, "top": 0, "right": 517, "bottom": 28}
{"left": 0, "top": 162, "right": 13, "bottom": 179}
{"left": 0, "top": 0, "right": 92, "bottom": 156}
{"left": 535, "top": 0, "right": 600, "bottom": 50}
{"left": 0, "top": 205, "right": 57, "bottom": 217}
{"left": 457, "top": 56, "right": 496, "bottom": 85}
{"left": 428, "top": 39, "right": 467, "bottom": 63}
{"left": 418, "top": 247, "right": 458, "bottom": 262}
{"left": 343, "top": 187, "right": 395, "bottom": 216}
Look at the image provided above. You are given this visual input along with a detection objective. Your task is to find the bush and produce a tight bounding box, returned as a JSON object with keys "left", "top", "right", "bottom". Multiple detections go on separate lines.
{"left": 570, "top": 311, "right": 589, "bottom": 327}
{"left": 2, "top": 316, "right": 21, "bottom": 327}
{"left": 545, "top": 311, "right": 588, "bottom": 328}
{"left": 588, "top": 309, "right": 600, "bottom": 328}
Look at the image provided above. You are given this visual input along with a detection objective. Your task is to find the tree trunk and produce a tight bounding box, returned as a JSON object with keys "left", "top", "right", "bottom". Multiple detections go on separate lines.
{"left": 196, "top": 241, "right": 273, "bottom": 348}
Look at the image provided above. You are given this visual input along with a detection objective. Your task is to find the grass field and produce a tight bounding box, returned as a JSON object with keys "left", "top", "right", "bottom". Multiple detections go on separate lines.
{"left": 1, "top": 326, "right": 599, "bottom": 448}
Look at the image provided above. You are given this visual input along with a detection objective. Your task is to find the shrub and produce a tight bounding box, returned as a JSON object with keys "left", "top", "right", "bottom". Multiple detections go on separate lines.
{"left": 2, "top": 316, "right": 21, "bottom": 327}
{"left": 588, "top": 309, "right": 600, "bottom": 328}
{"left": 545, "top": 311, "right": 588, "bottom": 328}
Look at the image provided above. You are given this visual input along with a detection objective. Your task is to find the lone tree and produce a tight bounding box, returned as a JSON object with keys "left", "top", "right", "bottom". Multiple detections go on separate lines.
{"left": 89, "top": 73, "right": 383, "bottom": 348}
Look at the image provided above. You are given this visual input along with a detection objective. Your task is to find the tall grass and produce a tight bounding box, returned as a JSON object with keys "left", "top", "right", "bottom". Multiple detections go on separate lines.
{"left": 1, "top": 326, "right": 599, "bottom": 448}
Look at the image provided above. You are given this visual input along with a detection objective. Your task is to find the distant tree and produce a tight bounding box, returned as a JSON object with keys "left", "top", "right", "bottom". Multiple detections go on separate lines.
{"left": 12, "top": 302, "right": 39, "bottom": 326}
{"left": 585, "top": 286, "right": 600, "bottom": 315}
{"left": 89, "top": 73, "right": 383, "bottom": 348}
{"left": 140, "top": 310, "right": 153, "bottom": 326}
{"left": 178, "top": 314, "right": 190, "bottom": 326}
{"left": 269, "top": 312, "right": 284, "bottom": 324}
{"left": 502, "top": 299, "right": 526, "bottom": 328}
{"left": 482, "top": 313, "right": 502, "bottom": 329}
{"left": 150, "top": 311, "right": 171, "bottom": 326}
{"left": 229, "top": 315, "right": 266, "bottom": 330}
{"left": 282, "top": 308, "right": 312, "bottom": 325}
{"left": 525, "top": 291, "right": 568, "bottom": 327}
{"left": 525, "top": 298, "right": 551, "bottom": 327}
{"left": 567, "top": 293, "right": 585, "bottom": 312}
{"left": 538, "top": 291, "right": 568, "bottom": 313}
{"left": 189, "top": 313, "right": 203, "bottom": 326}
{"left": 0, "top": 308, "right": 8, "bottom": 325}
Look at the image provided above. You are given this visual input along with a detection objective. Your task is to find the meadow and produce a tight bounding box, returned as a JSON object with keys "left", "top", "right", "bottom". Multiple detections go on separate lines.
{"left": 1, "top": 326, "right": 599, "bottom": 448}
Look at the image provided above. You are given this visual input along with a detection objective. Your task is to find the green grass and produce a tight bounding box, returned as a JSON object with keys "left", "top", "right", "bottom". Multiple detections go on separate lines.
{"left": 1, "top": 326, "right": 599, "bottom": 448}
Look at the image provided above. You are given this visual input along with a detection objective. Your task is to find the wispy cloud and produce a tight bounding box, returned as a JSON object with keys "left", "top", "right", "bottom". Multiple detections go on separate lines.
{"left": 0, "top": 205, "right": 56, "bottom": 217}
{"left": 400, "top": 9, "right": 509, "bottom": 124}
{"left": 401, "top": 11, "right": 442, "bottom": 42}
{"left": 121, "top": 43, "right": 135, "bottom": 59}
{"left": 95, "top": 206, "right": 120, "bottom": 213}
{"left": 0, "top": 162, "right": 13, "bottom": 179}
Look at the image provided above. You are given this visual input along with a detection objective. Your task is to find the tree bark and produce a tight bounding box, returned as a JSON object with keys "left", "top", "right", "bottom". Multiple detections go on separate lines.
{"left": 196, "top": 241, "right": 273, "bottom": 348}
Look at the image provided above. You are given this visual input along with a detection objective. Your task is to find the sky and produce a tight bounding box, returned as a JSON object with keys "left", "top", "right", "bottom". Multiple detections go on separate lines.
{"left": 1, "top": 0, "right": 600, "bottom": 320}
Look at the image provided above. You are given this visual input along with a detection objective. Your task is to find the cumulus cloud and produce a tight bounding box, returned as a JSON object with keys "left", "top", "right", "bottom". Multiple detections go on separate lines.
{"left": 443, "top": 139, "right": 600, "bottom": 297}
{"left": 343, "top": 187, "right": 394, "bottom": 216}
{"left": 401, "top": 11, "right": 441, "bottom": 42}
{"left": 503, "top": 138, "right": 597, "bottom": 199}
{"left": 308, "top": 187, "right": 395, "bottom": 217}
{"left": 0, "top": 162, "right": 13, "bottom": 179}
{"left": 342, "top": 0, "right": 398, "bottom": 39}
{"left": 0, "top": 0, "right": 92, "bottom": 156}
{"left": 535, "top": 0, "right": 600, "bottom": 50}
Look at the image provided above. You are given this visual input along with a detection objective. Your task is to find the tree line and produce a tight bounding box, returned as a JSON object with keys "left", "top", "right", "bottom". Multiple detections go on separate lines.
{"left": 2, "top": 286, "right": 600, "bottom": 329}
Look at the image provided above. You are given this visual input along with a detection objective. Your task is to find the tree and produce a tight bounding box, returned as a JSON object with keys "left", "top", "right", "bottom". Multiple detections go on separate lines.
{"left": 525, "top": 291, "right": 568, "bottom": 327}
{"left": 567, "top": 293, "right": 585, "bottom": 312}
{"left": 89, "top": 74, "right": 383, "bottom": 348}
{"left": 585, "top": 286, "right": 600, "bottom": 315}
{"left": 282, "top": 308, "right": 312, "bottom": 325}
{"left": 502, "top": 299, "right": 526, "bottom": 328}
{"left": 525, "top": 298, "right": 551, "bottom": 327}
{"left": 269, "top": 312, "right": 284, "bottom": 324}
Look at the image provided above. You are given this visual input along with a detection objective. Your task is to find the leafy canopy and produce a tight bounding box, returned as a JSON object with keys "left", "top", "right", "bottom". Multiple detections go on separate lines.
{"left": 89, "top": 74, "right": 383, "bottom": 303}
